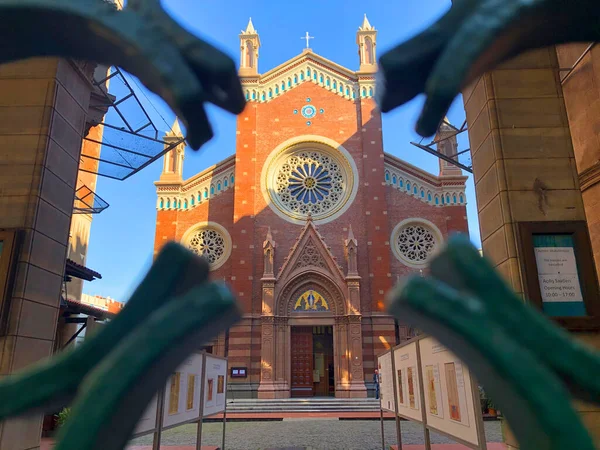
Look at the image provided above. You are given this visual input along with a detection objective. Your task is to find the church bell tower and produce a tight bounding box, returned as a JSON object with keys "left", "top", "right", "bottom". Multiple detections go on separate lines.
{"left": 239, "top": 18, "right": 261, "bottom": 77}
{"left": 356, "top": 14, "right": 377, "bottom": 73}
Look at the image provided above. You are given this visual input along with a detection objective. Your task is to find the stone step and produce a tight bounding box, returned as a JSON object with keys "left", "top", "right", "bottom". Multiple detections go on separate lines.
{"left": 226, "top": 398, "right": 380, "bottom": 413}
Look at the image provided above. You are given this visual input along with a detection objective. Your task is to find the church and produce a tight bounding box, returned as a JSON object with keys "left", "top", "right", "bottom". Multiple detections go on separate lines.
{"left": 153, "top": 16, "right": 468, "bottom": 399}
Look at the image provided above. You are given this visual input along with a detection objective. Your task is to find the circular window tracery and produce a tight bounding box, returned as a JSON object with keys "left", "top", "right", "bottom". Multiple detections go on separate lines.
{"left": 270, "top": 148, "right": 349, "bottom": 220}
{"left": 391, "top": 219, "right": 442, "bottom": 268}
{"left": 181, "top": 222, "right": 231, "bottom": 270}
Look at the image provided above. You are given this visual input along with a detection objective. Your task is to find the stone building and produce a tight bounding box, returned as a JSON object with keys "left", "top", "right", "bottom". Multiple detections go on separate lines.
{"left": 153, "top": 17, "right": 469, "bottom": 398}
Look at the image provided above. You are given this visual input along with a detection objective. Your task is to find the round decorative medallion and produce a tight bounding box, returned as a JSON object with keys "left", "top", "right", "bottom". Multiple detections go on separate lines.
{"left": 181, "top": 222, "right": 232, "bottom": 270}
{"left": 302, "top": 105, "right": 317, "bottom": 119}
{"left": 391, "top": 219, "right": 443, "bottom": 268}
{"left": 262, "top": 139, "right": 358, "bottom": 224}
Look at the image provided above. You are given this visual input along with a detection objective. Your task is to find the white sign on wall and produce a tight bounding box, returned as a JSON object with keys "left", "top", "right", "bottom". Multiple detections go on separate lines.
{"left": 534, "top": 247, "right": 583, "bottom": 302}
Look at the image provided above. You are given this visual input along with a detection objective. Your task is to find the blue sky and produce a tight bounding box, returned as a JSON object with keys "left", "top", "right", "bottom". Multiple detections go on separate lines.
{"left": 84, "top": 0, "right": 480, "bottom": 301}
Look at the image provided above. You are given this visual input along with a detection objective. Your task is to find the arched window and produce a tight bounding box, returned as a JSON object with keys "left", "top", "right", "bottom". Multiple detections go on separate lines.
{"left": 339, "top": 84, "right": 343, "bottom": 92}
{"left": 210, "top": 185, "right": 215, "bottom": 195}
{"left": 307, "top": 68, "right": 311, "bottom": 76}
{"left": 399, "top": 179, "right": 403, "bottom": 187}
{"left": 261, "top": 93, "right": 265, "bottom": 101}
{"left": 245, "top": 41, "right": 254, "bottom": 68}
{"left": 362, "top": 88, "right": 366, "bottom": 97}
{"left": 184, "top": 200, "right": 188, "bottom": 209}
{"left": 313, "top": 71, "right": 317, "bottom": 80}
{"left": 385, "top": 172, "right": 390, "bottom": 182}
{"left": 392, "top": 175, "right": 397, "bottom": 184}
{"left": 275, "top": 86, "right": 279, "bottom": 94}
{"left": 421, "top": 189, "right": 425, "bottom": 198}
{"left": 159, "top": 199, "right": 164, "bottom": 209}
{"left": 191, "top": 197, "right": 195, "bottom": 206}
{"left": 231, "top": 175, "right": 234, "bottom": 184}
{"left": 459, "top": 194, "right": 464, "bottom": 203}
{"left": 294, "top": 76, "right": 298, "bottom": 84}
{"left": 204, "top": 189, "right": 208, "bottom": 199}
{"left": 364, "top": 37, "right": 374, "bottom": 65}
{"left": 251, "top": 91, "right": 256, "bottom": 100}
{"left": 413, "top": 186, "right": 417, "bottom": 194}
{"left": 435, "top": 196, "right": 439, "bottom": 205}
{"left": 287, "top": 79, "right": 291, "bottom": 87}
{"left": 369, "top": 87, "right": 373, "bottom": 97}
{"left": 300, "top": 72, "right": 304, "bottom": 80}
{"left": 453, "top": 195, "right": 457, "bottom": 204}
{"left": 245, "top": 91, "right": 249, "bottom": 100}
{"left": 428, "top": 193, "right": 432, "bottom": 201}
{"left": 178, "top": 200, "right": 181, "bottom": 209}
{"left": 217, "top": 182, "right": 222, "bottom": 192}
{"left": 224, "top": 179, "right": 228, "bottom": 187}
{"left": 333, "top": 80, "right": 337, "bottom": 89}
{"left": 320, "top": 74, "right": 324, "bottom": 83}
{"left": 268, "top": 89, "right": 272, "bottom": 98}
{"left": 281, "top": 81, "right": 285, "bottom": 90}
{"left": 166, "top": 200, "right": 170, "bottom": 208}
{"left": 446, "top": 194, "right": 450, "bottom": 204}
{"left": 406, "top": 182, "right": 411, "bottom": 191}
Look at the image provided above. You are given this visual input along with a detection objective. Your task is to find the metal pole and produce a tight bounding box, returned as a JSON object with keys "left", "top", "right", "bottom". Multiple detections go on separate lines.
{"left": 221, "top": 398, "right": 227, "bottom": 450}
{"left": 152, "top": 389, "right": 165, "bottom": 450}
{"left": 415, "top": 340, "right": 431, "bottom": 450}
{"left": 196, "top": 352, "right": 207, "bottom": 450}
{"left": 389, "top": 349, "right": 403, "bottom": 450}
{"left": 379, "top": 395, "right": 385, "bottom": 450}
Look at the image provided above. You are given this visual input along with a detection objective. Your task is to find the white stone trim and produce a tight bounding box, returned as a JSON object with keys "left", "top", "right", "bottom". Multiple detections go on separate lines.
{"left": 260, "top": 135, "right": 359, "bottom": 225}
{"left": 180, "top": 221, "right": 232, "bottom": 271}
{"left": 384, "top": 162, "right": 466, "bottom": 207}
{"left": 390, "top": 218, "right": 443, "bottom": 269}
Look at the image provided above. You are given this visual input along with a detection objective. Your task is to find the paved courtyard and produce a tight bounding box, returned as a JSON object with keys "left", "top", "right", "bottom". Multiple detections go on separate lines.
{"left": 128, "top": 419, "right": 503, "bottom": 450}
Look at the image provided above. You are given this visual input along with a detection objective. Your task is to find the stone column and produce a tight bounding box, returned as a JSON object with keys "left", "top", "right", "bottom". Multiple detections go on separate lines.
{"left": 347, "top": 315, "right": 367, "bottom": 397}
{"left": 273, "top": 317, "right": 290, "bottom": 398}
{"left": 0, "top": 58, "right": 93, "bottom": 450}
{"left": 257, "top": 315, "right": 275, "bottom": 398}
{"left": 463, "top": 47, "right": 591, "bottom": 449}
{"left": 335, "top": 316, "right": 351, "bottom": 397}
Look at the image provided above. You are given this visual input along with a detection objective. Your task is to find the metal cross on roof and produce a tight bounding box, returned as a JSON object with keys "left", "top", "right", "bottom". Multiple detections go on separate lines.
{"left": 301, "top": 31, "right": 314, "bottom": 49}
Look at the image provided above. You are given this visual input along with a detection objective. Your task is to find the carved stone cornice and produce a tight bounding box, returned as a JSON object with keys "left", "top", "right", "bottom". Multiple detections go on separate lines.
{"left": 347, "top": 315, "right": 362, "bottom": 323}
{"left": 579, "top": 161, "right": 600, "bottom": 192}
{"left": 261, "top": 315, "right": 275, "bottom": 324}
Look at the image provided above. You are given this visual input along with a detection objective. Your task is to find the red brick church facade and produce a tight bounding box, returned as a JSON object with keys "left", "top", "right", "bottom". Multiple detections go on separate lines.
{"left": 153, "top": 17, "right": 468, "bottom": 398}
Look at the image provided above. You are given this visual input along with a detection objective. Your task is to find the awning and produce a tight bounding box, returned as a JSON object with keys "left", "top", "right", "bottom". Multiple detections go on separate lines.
{"left": 61, "top": 297, "right": 115, "bottom": 320}
{"left": 65, "top": 258, "right": 102, "bottom": 282}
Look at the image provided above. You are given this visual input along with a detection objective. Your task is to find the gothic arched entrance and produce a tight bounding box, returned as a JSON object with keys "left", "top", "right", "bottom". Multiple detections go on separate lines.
{"left": 257, "top": 219, "right": 367, "bottom": 399}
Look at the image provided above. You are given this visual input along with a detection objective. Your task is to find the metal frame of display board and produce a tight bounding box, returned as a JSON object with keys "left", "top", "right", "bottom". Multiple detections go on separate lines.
{"left": 132, "top": 351, "right": 229, "bottom": 450}
{"left": 377, "top": 335, "right": 487, "bottom": 450}
{"left": 377, "top": 347, "right": 403, "bottom": 450}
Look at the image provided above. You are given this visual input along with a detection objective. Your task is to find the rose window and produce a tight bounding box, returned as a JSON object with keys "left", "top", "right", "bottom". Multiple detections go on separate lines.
{"left": 271, "top": 149, "right": 348, "bottom": 220}
{"left": 396, "top": 224, "right": 437, "bottom": 263}
{"left": 186, "top": 228, "right": 226, "bottom": 265}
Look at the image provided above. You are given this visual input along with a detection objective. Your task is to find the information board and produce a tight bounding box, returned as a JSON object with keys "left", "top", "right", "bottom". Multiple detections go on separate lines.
{"left": 377, "top": 351, "right": 395, "bottom": 413}
{"left": 203, "top": 354, "right": 228, "bottom": 417}
{"left": 163, "top": 352, "right": 204, "bottom": 428}
{"left": 419, "top": 336, "right": 480, "bottom": 447}
{"left": 133, "top": 394, "right": 158, "bottom": 437}
{"left": 392, "top": 341, "right": 422, "bottom": 422}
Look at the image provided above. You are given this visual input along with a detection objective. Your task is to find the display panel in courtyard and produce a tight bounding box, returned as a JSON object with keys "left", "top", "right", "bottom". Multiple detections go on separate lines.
{"left": 419, "top": 336, "right": 479, "bottom": 446}
{"left": 392, "top": 341, "right": 422, "bottom": 422}
{"left": 163, "top": 352, "right": 204, "bottom": 428}
{"left": 203, "top": 354, "right": 228, "bottom": 417}
{"left": 378, "top": 350, "right": 395, "bottom": 413}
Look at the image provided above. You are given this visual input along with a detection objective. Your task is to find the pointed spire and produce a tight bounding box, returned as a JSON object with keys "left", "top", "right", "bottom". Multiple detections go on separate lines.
{"left": 266, "top": 226, "right": 273, "bottom": 242}
{"left": 243, "top": 17, "right": 256, "bottom": 34}
{"left": 360, "top": 14, "right": 374, "bottom": 31}
{"left": 347, "top": 225, "right": 356, "bottom": 242}
{"left": 171, "top": 117, "right": 182, "bottom": 136}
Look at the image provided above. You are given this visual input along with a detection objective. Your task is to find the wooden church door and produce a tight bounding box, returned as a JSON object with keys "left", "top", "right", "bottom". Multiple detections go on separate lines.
{"left": 291, "top": 326, "right": 313, "bottom": 397}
